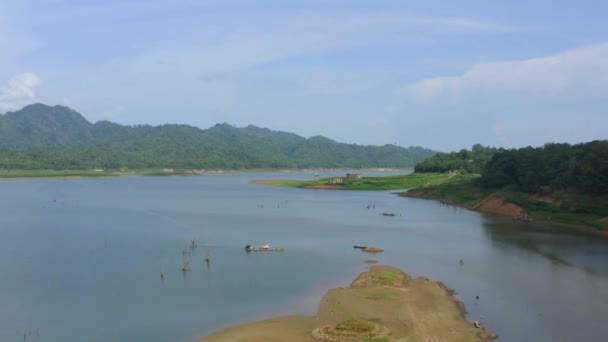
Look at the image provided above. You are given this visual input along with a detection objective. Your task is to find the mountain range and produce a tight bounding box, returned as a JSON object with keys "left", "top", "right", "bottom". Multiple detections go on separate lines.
{"left": 0, "top": 104, "right": 436, "bottom": 170}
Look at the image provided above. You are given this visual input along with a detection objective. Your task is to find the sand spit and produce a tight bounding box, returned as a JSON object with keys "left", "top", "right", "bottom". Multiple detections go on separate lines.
{"left": 202, "top": 265, "right": 496, "bottom": 342}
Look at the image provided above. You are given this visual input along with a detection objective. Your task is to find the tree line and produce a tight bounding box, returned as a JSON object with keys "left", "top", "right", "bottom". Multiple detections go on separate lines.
{"left": 481, "top": 141, "right": 608, "bottom": 195}
{"left": 415, "top": 141, "right": 608, "bottom": 195}
{"left": 414, "top": 144, "right": 502, "bottom": 174}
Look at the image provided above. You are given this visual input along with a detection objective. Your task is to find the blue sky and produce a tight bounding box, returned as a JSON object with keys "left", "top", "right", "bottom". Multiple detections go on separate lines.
{"left": 1, "top": 0, "right": 606, "bottom": 151}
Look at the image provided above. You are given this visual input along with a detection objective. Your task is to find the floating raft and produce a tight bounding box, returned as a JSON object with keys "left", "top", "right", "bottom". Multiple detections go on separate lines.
{"left": 354, "top": 245, "right": 384, "bottom": 253}
{"left": 245, "top": 246, "right": 286, "bottom": 252}
{"left": 247, "top": 247, "right": 285, "bottom": 252}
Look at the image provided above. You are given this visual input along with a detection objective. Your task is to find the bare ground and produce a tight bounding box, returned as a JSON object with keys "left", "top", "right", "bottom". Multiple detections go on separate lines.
{"left": 476, "top": 195, "right": 525, "bottom": 217}
{"left": 202, "top": 265, "right": 496, "bottom": 342}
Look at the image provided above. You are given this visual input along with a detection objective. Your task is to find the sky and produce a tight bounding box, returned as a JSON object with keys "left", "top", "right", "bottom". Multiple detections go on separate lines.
{"left": 0, "top": 0, "right": 607, "bottom": 151}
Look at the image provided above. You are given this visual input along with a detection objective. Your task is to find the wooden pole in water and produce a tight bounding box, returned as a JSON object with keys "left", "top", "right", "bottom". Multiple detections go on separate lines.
{"left": 204, "top": 248, "right": 211, "bottom": 264}
{"left": 182, "top": 255, "right": 190, "bottom": 272}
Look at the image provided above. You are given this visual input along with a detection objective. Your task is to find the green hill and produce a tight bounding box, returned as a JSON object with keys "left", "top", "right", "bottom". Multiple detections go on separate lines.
{"left": 407, "top": 141, "right": 608, "bottom": 230}
{"left": 1, "top": 104, "right": 95, "bottom": 149}
{"left": 414, "top": 144, "right": 502, "bottom": 174}
{"left": 0, "top": 104, "right": 436, "bottom": 170}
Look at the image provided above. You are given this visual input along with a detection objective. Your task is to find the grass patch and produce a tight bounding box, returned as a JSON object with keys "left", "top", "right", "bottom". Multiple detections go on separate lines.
{"left": 403, "top": 175, "right": 484, "bottom": 207}
{"left": 336, "top": 318, "right": 374, "bottom": 332}
{"left": 252, "top": 172, "right": 475, "bottom": 191}
{"left": 250, "top": 179, "right": 317, "bottom": 187}
{"left": 377, "top": 271, "right": 400, "bottom": 285}
{"left": 366, "top": 290, "right": 391, "bottom": 300}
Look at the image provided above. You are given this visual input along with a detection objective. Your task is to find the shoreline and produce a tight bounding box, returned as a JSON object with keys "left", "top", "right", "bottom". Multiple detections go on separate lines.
{"left": 250, "top": 172, "right": 457, "bottom": 191}
{"left": 252, "top": 173, "right": 607, "bottom": 234}
{"left": 201, "top": 265, "right": 496, "bottom": 342}
{"left": 0, "top": 168, "right": 409, "bottom": 181}
{"left": 0, "top": 171, "right": 198, "bottom": 181}
{"left": 402, "top": 190, "right": 608, "bottom": 239}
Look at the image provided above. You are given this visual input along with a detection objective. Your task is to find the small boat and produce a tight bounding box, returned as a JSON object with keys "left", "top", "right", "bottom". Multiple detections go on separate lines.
{"left": 382, "top": 212, "right": 396, "bottom": 216}
{"left": 245, "top": 244, "right": 285, "bottom": 252}
{"left": 353, "top": 245, "right": 368, "bottom": 250}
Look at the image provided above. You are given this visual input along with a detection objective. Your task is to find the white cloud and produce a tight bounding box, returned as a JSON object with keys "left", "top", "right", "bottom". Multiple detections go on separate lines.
{"left": 58, "top": 10, "right": 516, "bottom": 125}
{"left": 408, "top": 43, "right": 608, "bottom": 100}
{"left": 392, "top": 43, "right": 608, "bottom": 149}
{"left": 0, "top": 72, "right": 42, "bottom": 112}
{"left": 96, "top": 11, "right": 517, "bottom": 79}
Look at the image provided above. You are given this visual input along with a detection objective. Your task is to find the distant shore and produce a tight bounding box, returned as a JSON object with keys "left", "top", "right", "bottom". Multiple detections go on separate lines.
{"left": 253, "top": 172, "right": 608, "bottom": 232}
{"left": 0, "top": 169, "right": 201, "bottom": 180}
{"left": 202, "top": 265, "right": 496, "bottom": 342}
{"left": 0, "top": 168, "right": 407, "bottom": 181}
{"left": 250, "top": 172, "right": 462, "bottom": 191}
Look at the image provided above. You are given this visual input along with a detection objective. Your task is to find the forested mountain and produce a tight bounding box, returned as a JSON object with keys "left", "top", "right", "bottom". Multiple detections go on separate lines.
{"left": 414, "top": 144, "right": 502, "bottom": 173}
{"left": 0, "top": 104, "right": 436, "bottom": 169}
{"left": 0, "top": 104, "right": 96, "bottom": 149}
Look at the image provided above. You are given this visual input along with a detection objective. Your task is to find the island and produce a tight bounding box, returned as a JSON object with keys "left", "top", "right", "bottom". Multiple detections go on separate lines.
{"left": 202, "top": 265, "right": 496, "bottom": 342}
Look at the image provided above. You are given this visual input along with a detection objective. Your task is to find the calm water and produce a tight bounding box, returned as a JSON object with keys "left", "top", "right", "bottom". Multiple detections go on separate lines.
{"left": 1, "top": 171, "right": 607, "bottom": 342}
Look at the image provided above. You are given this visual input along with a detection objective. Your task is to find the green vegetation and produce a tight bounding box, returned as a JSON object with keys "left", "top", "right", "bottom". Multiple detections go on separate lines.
{"left": 365, "top": 290, "right": 391, "bottom": 300}
{"left": 495, "top": 189, "right": 608, "bottom": 229}
{"left": 378, "top": 272, "right": 399, "bottom": 284}
{"left": 256, "top": 140, "right": 607, "bottom": 230}
{"left": 481, "top": 141, "right": 608, "bottom": 194}
{"left": 407, "top": 175, "right": 485, "bottom": 207}
{"left": 408, "top": 178, "right": 608, "bottom": 230}
{"left": 415, "top": 144, "right": 501, "bottom": 173}
{"left": 0, "top": 103, "right": 436, "bottom": 171}
{"left": 252, "top": 179, "right": 318, "bottom": 187}
{"left": 254, "top": 172, "right": 475, "bottom": 190}
{"left": 405, "top": 141, "right": 608, "bottom": 230}
{"left": 337, "top": 318, "right": 374, "bottom": 332}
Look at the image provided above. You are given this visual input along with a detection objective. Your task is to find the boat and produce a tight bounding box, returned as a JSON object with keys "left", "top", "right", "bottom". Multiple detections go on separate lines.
{"left": 245, "top": 244, "right": 285, "bottom": 252}
{"left": 382, "top": 212, "right": 396, "bottom": 216}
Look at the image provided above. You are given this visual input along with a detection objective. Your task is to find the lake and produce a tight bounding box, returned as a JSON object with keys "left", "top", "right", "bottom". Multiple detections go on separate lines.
{"left": 1, "top": 171, "right": 607, "bottom": 342}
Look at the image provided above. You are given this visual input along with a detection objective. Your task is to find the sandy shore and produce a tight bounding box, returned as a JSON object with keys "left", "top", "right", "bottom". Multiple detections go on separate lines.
{"left": 202, "top": 265, "right": 496, "bottom": 342}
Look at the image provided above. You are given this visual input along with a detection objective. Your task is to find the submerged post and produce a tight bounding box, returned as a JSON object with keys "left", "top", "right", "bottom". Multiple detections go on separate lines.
{"left": 204, "top": 248, "right": 211, "bottom": 264}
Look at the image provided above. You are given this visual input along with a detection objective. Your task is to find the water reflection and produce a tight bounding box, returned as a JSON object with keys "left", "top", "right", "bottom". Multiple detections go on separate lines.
{"left": 482, "top": 216, "right": 608, "bottom": 275}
